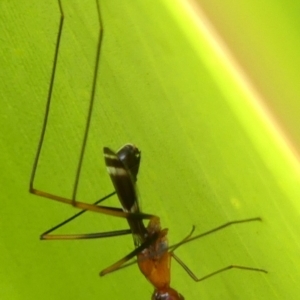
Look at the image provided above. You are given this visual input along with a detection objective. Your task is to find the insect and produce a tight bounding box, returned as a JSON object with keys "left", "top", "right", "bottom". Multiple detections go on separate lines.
{"left": 30, "top": 145, "right": 267, "bottom": 299}
{"left": 30, "top": 1, "right": 267, "bottom": 299}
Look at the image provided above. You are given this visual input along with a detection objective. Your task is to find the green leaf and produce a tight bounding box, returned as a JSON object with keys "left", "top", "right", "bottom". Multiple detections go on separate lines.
{"left": 1, "top": 0, "right": 300, "bottom": 299}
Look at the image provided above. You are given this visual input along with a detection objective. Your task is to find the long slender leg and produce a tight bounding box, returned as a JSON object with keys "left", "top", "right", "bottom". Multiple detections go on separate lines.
{"left": 42, "top": 229, "right": 132, "bottom": 240}
{"left": 40, "top": 191, "right": 116, "bottom": 238}
{"left": 30, "top": 0, "right": 103, "bottom": 201}
{"left": 41, "top": 191, "right": 133, "bottom": 240}
{"left": 71, "top": 0, "right": 103, "bottom": 203}
{"left": 32, "top": 187, "right": 157, "bottom": 220}
{"left": 29, "top": 0, "right": 64, "bottom": 193}
{"left": 99, "top": 231, "right": 160, "bottom": 276}
{"left": 169, "top": 217, "right": 263, "bottom": 250}
{"left": 172, "top": 254, "right": 267, "bottom": 282}
{"left": 170, "top": 217, "right": 267, "bottom": 280}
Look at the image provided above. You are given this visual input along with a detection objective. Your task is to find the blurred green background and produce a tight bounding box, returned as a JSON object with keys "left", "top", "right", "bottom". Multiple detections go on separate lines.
{"left": 1, "top": 0, "right": 300, "bottom": 299}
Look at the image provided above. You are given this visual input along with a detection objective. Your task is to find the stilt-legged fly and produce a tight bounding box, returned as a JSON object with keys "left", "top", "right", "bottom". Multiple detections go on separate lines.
{"left": 30, "top": 1, "right": 267, "bottom": 299}
{"left": 30, "top": 144, "right": 267, "bottom": 300}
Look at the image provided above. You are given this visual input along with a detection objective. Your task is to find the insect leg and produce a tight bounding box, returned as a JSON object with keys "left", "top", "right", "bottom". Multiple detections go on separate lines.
{"left": 169, "top": 217, "right": 267, "bottom": 280}
{"left": 30, "top": 0, "right": 114, "bottom": 229}
{"left": 40, "top": 191, "right": 130, "bottom": 240}
{"left": 99, "top": 231, "right": 160, "bottom": 276}
{"left": 29, "top": 0, "right": 64, "bottom": 193}
{"left": 30, "top": 0, "right": 104, "bottom": 205}
{"left": 42, "top": 228, "right": 132, "bottom": 240}
{"left": 71, "top": 0, "right": 103, "bottom": 204}
{"left": 169, "top": 217, "right": 263, "bottom": 250}
{"left": 172, "top": 254, "right": 267, "bottom": 282}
